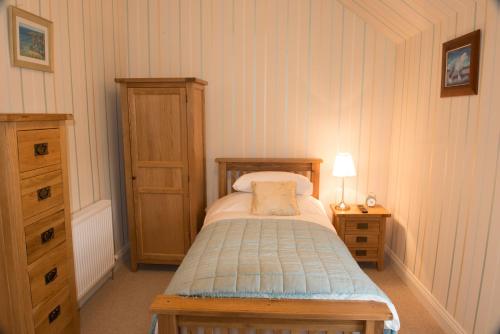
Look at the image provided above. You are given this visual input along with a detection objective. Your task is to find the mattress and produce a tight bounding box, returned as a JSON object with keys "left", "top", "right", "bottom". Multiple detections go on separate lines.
{"left": 203, "top": 192, "right": 334, "bottom": 230}
{"left": 152, "top": 193, "right": 400, "bottom": 333}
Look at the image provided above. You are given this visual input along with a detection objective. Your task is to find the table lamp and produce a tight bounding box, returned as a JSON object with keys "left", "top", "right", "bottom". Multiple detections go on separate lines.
{"left": 333, "top": 152, "right": 356, "bottom": 211}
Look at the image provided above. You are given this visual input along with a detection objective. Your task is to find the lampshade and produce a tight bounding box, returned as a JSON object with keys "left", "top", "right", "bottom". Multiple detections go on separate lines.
{"left": 332, "top": 153, "right": 356, "bottom": 177}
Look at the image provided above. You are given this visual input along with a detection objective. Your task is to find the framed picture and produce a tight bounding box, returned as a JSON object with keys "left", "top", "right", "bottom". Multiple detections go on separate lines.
{"left": 441, "top": 30, "right": 480, "bottom": 97}
{"left": 8, "top": 6, "right": 53, "bottom": 72}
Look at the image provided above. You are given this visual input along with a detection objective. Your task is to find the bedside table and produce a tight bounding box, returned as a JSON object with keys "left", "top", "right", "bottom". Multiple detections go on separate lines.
{"left": 331, "top": 204, "right": 391, "bottom": 270}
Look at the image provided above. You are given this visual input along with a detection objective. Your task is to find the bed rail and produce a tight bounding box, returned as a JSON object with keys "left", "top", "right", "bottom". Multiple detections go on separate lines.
{"left": 151, "top": 295, "right": 390, "bottom": 334}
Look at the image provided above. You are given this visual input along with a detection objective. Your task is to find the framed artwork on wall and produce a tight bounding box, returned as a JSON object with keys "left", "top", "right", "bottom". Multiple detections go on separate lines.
{"left": 441, "top": 30, "right": 480, "bottom": 97}
{"left": 8, "top": 6, "right": 54, "bottom": 72}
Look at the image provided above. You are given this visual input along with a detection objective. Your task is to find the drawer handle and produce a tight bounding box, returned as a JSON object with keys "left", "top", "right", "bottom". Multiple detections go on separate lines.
{"left": 44, "top": 267, "right": 58, "bottom": 285}
{"left": 357, "top": 223, "right": 369, "bottom": 229}
{"left": 355, "top": 250, "right": 367, "bottom": 256}
{"left": 37, "top": 186, "right": 52, "bottom": 201}
{"left": 41, "top": 228, "right": 55, "bottom": 244}
{"left": 48, "top": 305, "right": 61, "bottom": 323}
{"left": 34, "top": 143, "right": 49, "bottom": 156}
{"left": 356, "top": 236, "right": 368, "bottom": 243}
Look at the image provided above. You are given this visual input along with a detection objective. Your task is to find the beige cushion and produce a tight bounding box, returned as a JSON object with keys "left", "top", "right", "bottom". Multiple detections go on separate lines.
{"left": 251, "top": 181, "right": 300, "bottom": 216}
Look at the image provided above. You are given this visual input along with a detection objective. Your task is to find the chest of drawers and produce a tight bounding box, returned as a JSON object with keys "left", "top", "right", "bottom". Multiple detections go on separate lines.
{"left": 331, "top": 204, "right": 391, "bottom": 270}
{"left": 0, "top": 114, "right": 79, "bottom": 334}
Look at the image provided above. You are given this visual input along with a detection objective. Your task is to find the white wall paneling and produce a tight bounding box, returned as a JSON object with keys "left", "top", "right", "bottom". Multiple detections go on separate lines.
{"left": 386, "top": 1, "right": 500, "bottom": 333}
{"left": 1, "top": 1, "right": 498, "bottom": 333}
{"left": 109, "top": 0, "right": 397, "bottom": 207}
{"left": 0, "top": 0, "right": 128, "bottom": 252}
{"left": 0, "top": 0, "right": 396, "bottom": 253}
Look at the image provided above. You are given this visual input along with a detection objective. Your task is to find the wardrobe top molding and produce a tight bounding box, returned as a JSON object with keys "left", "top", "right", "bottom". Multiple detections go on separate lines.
{"left": 0, "top": 113, "right": 73, "bottom": 122}
{"left": 115, "top": 77, "right": 208, "bottom": 85}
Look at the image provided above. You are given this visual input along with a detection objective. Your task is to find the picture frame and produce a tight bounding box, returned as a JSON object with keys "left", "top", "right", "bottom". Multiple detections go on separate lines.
{"left": 441, "top": 30, "right": 480, "bottom": 97}
{"left": 8, "top": 6, "right": 54, "bottom": 72}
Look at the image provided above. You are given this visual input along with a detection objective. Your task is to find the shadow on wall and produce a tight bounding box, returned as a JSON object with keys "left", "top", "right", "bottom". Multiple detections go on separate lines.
{"left": 387, "top": 217, "right": 407, "bottom": 258}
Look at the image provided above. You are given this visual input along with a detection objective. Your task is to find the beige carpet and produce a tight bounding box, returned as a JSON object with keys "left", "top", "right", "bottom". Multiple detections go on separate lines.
{"left": 361, "top": 263, "right": 445, "bottom": 333}
{"left": 80, "top": 262, "right": 445, "bottom": 334}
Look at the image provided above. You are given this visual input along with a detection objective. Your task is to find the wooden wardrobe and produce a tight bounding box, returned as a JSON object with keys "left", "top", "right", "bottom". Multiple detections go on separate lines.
{"left": 115, "top": 78, "right": 207, "bottom": 271}
{"left": 0, "top": 114, "right": 79, "bottom": 334}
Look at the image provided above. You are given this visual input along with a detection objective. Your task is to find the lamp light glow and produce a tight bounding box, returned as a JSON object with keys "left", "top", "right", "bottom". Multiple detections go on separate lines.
{"left": 332, "top": 153, "right": 357, "bottom": 177}
{"left": 333, "top": 153, "right": 356, "bottom": 211}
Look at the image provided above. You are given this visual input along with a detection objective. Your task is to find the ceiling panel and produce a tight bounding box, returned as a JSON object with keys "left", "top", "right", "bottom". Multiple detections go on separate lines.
{"left": 339, "top": 0, "right": 478, "bottom": 43}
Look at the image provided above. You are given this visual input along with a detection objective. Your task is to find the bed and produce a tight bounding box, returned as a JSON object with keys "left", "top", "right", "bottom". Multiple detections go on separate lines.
{"left": 150, "top": 158, "right": 399, "bottom": 334}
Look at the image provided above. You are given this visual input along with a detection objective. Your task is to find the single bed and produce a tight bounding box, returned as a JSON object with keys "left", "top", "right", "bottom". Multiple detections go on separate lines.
{"left": 151, "top": 158, "right": 398, "bottom": 334}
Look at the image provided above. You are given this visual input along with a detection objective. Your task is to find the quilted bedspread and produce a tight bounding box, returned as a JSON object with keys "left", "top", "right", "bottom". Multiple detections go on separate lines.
{"left": 163, "top": 218, "right": 400, "bottom": 332}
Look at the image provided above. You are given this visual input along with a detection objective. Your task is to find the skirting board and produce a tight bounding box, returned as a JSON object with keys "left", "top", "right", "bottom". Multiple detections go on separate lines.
{"left": 78, "top": 270, "right": 113, "bottom": 307}
{"left": 385, "top": 246, "right": 466, "bottom": 334}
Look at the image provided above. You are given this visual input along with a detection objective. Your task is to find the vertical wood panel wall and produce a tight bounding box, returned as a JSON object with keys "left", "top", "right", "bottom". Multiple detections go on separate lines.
{"left": 115, "top": 0, "right": 398, "bottom": 213}
{"left": 6, "top": 1, "right": 499, "bottom": 332}
{"left": 0, "top": 0, "right": 128, "bottom": 253}
{"left": 386, "top": 1, "right": 500, "bottom": 332}
{"left": 116, "top": 0, "right": 397, "bottom": 207}
{"left": 0, "top": 0, "right": 396, "bottom": 256}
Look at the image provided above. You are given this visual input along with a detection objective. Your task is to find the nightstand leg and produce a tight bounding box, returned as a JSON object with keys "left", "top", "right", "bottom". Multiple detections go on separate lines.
{"left": 377, "top": 259, "right": 384, "bottom": 271}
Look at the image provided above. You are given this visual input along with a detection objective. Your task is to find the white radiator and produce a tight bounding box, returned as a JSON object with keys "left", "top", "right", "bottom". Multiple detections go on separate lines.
{"left": 72, "top": 200, "right": 115, "bottom": 304}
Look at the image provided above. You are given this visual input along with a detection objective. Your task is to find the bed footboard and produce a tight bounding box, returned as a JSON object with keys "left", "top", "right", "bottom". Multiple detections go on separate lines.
{"left": 151, "top": 295, "right": 391, "bottom": 334}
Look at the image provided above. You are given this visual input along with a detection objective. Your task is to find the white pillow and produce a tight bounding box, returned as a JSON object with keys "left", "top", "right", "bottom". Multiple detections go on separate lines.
{"left": 233, "top": 171, "right": 313, "bottom": 195}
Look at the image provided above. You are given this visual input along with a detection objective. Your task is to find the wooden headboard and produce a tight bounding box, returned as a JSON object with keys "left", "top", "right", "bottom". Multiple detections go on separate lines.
{"left": 215, "top": 158, "right": 323, "bottom": 199}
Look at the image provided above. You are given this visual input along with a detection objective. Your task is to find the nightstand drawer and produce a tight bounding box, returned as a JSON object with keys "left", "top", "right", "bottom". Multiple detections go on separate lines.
{"left": 349, "top": 248, "right": 378, "bottom": 260}
{"left": 345, "top": 220, "right": 380, "bottom": 233}
{"left": 345, "top": 234, "right": 379, "bottom": 247}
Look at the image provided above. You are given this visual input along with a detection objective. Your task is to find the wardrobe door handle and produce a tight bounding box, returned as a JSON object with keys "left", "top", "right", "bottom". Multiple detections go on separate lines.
{"left": 37, "top": 186, "right": 52, "bottom": 201}
{"left": 34, "top": 143, "right": 49, "bottom": 156}
{"left": 44, "top": 267, "right": 58, "bottom": 285}
{"left": 48, "top": 305, "right": 61, "bottom": 323}
{"left": 41, "top": 228, "right": 55, "bottom": 244}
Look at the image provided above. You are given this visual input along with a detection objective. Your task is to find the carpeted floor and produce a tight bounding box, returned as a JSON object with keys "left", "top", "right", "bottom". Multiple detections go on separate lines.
{"left": 361, "top": 263, "right": 445, "bottom": 333}
{"left": 80, "top": 261, "right": 445, "bottom": 334}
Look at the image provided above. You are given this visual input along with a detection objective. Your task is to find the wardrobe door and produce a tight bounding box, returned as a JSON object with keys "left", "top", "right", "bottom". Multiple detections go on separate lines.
{"left": 127, "top": 87, "right": 190, "bottom": 263}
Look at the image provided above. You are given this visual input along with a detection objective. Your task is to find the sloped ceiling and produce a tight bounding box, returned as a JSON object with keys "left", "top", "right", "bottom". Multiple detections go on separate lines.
{"left": 339, "top": 0, "right": 477, "bottom": 43}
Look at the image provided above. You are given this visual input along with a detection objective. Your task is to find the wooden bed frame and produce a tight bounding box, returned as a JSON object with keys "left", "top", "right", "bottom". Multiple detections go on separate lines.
{"left": 151, "top": 158, "right": 392, "bottom": 334}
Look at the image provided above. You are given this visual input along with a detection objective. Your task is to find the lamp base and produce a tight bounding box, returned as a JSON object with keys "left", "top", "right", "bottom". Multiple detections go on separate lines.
{"left": 335, "top": 201, "right": 350, "bottom": 211}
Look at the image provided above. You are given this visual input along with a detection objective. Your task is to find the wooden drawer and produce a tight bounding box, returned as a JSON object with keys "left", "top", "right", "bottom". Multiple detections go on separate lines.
{"left": 345, "top": 220, "right": 380, "bottom": 234}
{"left": 18, "top": 129, "right": 61, "bottom": 173}
{"left": 32, "top": 286, "right": 72, "bottom": 334}
{"left": 344, "top": 234, "right": 379, "bottom": 247}
{"left": 349, "top": 248, "right": 378, "bottom": 261}
{"left": 28, "top": 243, "right": 69, "bottom": 308}
{"left": 21, "top": 170, "right": 64, "bottom": 219}
{"left": 25, "top": 209, "right": 66, "bottom": 264}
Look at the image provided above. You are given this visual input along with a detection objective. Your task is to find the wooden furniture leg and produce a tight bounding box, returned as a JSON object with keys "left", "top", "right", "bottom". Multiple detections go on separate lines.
{"left": 365, "top": 320, "right": 375, "bottom": 334}
{"left": 365, "top": 320, "right": 385, "bottom": 334}
{"left": 158, "top": 315, "right": 177, "bottom": 334}
{"left": 376, "top": 320, "right": 385, "bottom": 333}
